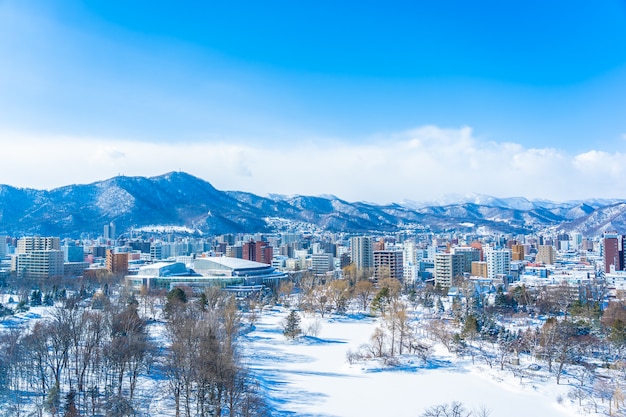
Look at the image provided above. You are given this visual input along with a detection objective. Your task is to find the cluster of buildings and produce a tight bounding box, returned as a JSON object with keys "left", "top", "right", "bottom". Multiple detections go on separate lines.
{"left": 0, "top": 224, "right": 624, "bottom": 304}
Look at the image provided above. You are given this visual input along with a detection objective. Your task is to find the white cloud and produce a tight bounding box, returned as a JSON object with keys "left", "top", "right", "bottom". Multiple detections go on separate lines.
{"left": 573, "top": 150, "right": 626, "bottom": 177}
{"left": 1, "top": 127, "right": 625, "bottom": 203}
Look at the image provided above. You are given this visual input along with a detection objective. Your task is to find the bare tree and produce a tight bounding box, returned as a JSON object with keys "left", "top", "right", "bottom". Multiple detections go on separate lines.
{"left": 326, "top": 279, "right": 350, "bottom": 314}
{"left": 353, "top": 280, "right": 374, "bottom": 313}
{"left": 420, "top": 401, "right": 472, "bottom": 417}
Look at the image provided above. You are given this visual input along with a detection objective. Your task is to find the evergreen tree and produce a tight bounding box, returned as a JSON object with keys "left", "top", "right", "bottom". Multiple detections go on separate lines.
{"left": 371, "top": 287, "right": 390, "bottom": 315}
{"left": 15, "top": 299, "right": 29, "bottom": 313}
{"left": 609, "top": 319, "right": 626, "bottom": 352}
{"left": 43, "top": 292, "right": 54, "bottom": 306}
{"left": 164, "top": 287, "right": 188, "bottom": 317}
{"left": 30, "top": 289, "right": 42, "bottom": 306}
{"left": 283, "top": 310, "right": 302, "bottom": 340}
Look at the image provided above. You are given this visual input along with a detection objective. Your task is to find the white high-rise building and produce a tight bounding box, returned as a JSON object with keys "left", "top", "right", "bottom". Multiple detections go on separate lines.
{"left": 484, "top": 247, "right": 511, "bottom": 280}
{"left": 17, "top": 236, "right": 60, "bottom": 253}
{"left": 12, "top": 236, "right": 64, "bottom": 279}
{"left": 311, "top": 253, "right": 334, "bottom": 274}
{"left": 403, "top": 241, "right": 418, "bottom": 283}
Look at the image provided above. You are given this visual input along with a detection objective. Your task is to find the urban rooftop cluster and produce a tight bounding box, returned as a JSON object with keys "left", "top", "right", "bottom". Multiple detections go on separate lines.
{"left": 1, "top": 223, "right": 623, "bottom": 307}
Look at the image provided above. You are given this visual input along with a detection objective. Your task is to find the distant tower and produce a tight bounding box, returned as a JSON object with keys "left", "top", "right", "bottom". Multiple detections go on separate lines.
{"left": 104, "top": 222, "right": 116, "bottom": 240}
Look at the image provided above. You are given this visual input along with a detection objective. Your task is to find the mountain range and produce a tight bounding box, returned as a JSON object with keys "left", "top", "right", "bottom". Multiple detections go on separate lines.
{"left": 1, "top": 171, "right": 625, "bottom": 238}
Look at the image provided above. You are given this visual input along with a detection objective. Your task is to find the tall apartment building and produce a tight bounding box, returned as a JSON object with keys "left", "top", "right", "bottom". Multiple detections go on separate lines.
{"left": 471, "top": 261, "right": 488, "bottom": 278}
{"left": 484, "top": 248, "right": 511, "bottom": 280}
{"left": 150, "top": 243, "right": 163, "bottom": 261}
{"left": 402, "top": 241, "right": 421, "bottom": 283}
{"left": 106, "top": 249, "right": 129, "bottom": 275}
{"left": 17, "top": 236, "right": 60, "bottom": 253}
{"left": 226, "top": 245, "right": 243, "bottom": 259}
{"left": 242, "top": 240, "right": 273, "bottom": 264}
{"left": 535, "top": 245, "right": 555, "bottom": 265}
{"left": 350, "top": 236, "right": 373, "bottom": 272}
{"left": 373, "top": 250, "right": 404, "bottom": 281}
{"left": 604, "top": 232, "right": 625, "bottom": 273}
{"left": 434, "top": 253, "right": 464, "bottom": 288}
{"left": 103, "top": 222, "right": 116, "bottom": 240}
{"left": 511, "top": 244, "right": 525, "bottom": 261}
{"left": 451, "top": 246, "right": 481, "bottom": 273}
{"left": 13, "top": 236, "right": 63, "bottom": 279}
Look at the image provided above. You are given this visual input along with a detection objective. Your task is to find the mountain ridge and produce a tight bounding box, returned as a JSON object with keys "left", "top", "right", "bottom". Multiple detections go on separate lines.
{"left": 1, "top": 171, "right": 625, "bottom": 237}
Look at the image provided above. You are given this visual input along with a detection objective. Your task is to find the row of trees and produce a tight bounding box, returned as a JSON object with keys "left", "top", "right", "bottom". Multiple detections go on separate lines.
{"left": 164, "top": 291, "right": 268, "bottom": 417}
{"left": 0, "top": 298, "right": 151, "bottom": 416}
{"left": 0, "top": 283, "right": 270, "bottom": 417}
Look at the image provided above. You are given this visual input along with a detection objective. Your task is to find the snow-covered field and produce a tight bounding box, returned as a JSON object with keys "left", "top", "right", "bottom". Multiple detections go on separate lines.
{"left": 0, "top": 296, "right": 597, "bottom": 416}
{"left": 244, "top": 307, "right": 582, "bottom": 417}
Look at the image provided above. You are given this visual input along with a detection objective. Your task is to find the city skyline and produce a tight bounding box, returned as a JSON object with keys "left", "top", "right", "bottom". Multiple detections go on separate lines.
{"left": 1, "top": 1, "right": 626, "bottom": 203}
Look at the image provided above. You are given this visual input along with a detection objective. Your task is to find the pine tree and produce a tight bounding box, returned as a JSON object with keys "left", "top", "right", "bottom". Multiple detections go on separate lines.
{"left": 30, "top": 289, "right": 42, "bottom": 306}
{"left": 283, "top": 310, "right": 302, "bottom": 340}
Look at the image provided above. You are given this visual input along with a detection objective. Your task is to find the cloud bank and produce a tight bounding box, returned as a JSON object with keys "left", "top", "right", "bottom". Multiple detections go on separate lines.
{"left": 2, "top": 126, "right": 625, "bottom": 204}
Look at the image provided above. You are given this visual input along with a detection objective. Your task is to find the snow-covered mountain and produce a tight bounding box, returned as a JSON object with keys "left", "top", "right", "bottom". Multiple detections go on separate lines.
{"left": 0, "top": 172, "right": 624, "bottom": 237}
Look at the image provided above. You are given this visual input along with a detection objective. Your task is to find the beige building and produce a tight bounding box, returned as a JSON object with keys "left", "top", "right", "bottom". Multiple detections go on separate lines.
{"left": 535, "top": 245, "right": 555, "bottom": 265}
{"left": 471, "top": 261, "right": 488, "bottom": 278}
{"left": 511, "top": 244, "right": 525, "bottom": 261}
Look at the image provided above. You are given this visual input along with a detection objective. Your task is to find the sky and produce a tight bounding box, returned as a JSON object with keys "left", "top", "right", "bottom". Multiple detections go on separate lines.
{"left": 1, "top": 1, "right": 626, "bottom": 204}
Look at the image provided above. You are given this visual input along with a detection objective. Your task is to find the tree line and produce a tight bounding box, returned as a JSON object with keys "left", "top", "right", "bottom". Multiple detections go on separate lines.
{"left": 0, "top": 282, "right": 270, "bottom": 417}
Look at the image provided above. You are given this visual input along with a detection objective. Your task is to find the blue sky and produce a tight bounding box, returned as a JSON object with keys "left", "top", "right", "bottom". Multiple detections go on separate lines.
{"left": 1, "top": 1, "right": 626, "bottom": 203}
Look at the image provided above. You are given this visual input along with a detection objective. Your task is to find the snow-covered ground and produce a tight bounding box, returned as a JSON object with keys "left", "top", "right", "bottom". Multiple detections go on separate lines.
{"left": 0, "top": 295, "right": 599, "bottom": 416}
{"left": 244, "top": 307, "right": 583, "bottom": 417}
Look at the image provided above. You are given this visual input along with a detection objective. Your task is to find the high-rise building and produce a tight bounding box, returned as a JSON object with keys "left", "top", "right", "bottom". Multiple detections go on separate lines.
{"left": 434, "top": 253, "right": 464, "bottom": 288}
{"left": 226, "top": 245, "right": 243, "bottom": 259}
{"left": 471, "top": 261, "right": 488, "bottom": 278}
{"left": 511, "top": 244, "right": 525, "bottom": 261}
{"left": 373, "top": 250, "right": 404, "bottom": 281}
{"left": 150, "top": 243, "right": 163, "bottom": 261}
{"left": 62, "top": 242, "right": 85, "bottom": 263}
{"left": 402, "top": 241, "right": 421, "bottom": 283}
{"left": 12, "top": 236, "right": 64, "bottom": 279}
{"left": 0, "top": 235, "right": 7, "bottom": 259}
{"left": 242, "top": 240, "right": 273, "bottom": 264}
{"left": 104, "top": 222, "right": 116, "bottom": 240}
{"left": 604, "top": 231, "right": 625, "bottom": 273}
{"left": 451, "top": 247, "right": 481, "bottom": 273}
{"left": 484, "top": 248, "right": 511, "bottom": 280}
{"left": 311, "top": 253, "right": 334, "bottom": 274}
{"left": 17, "top": 236, "right": 60, "bottom": 253}
{"left": 535, "top": 245, "right": 555, "bottom": 265}
{"left": 106, "top": 249, "right": 129, "bottom": 275}
{"left": 350, "top": 236, "right": 373, "bottom": 272}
